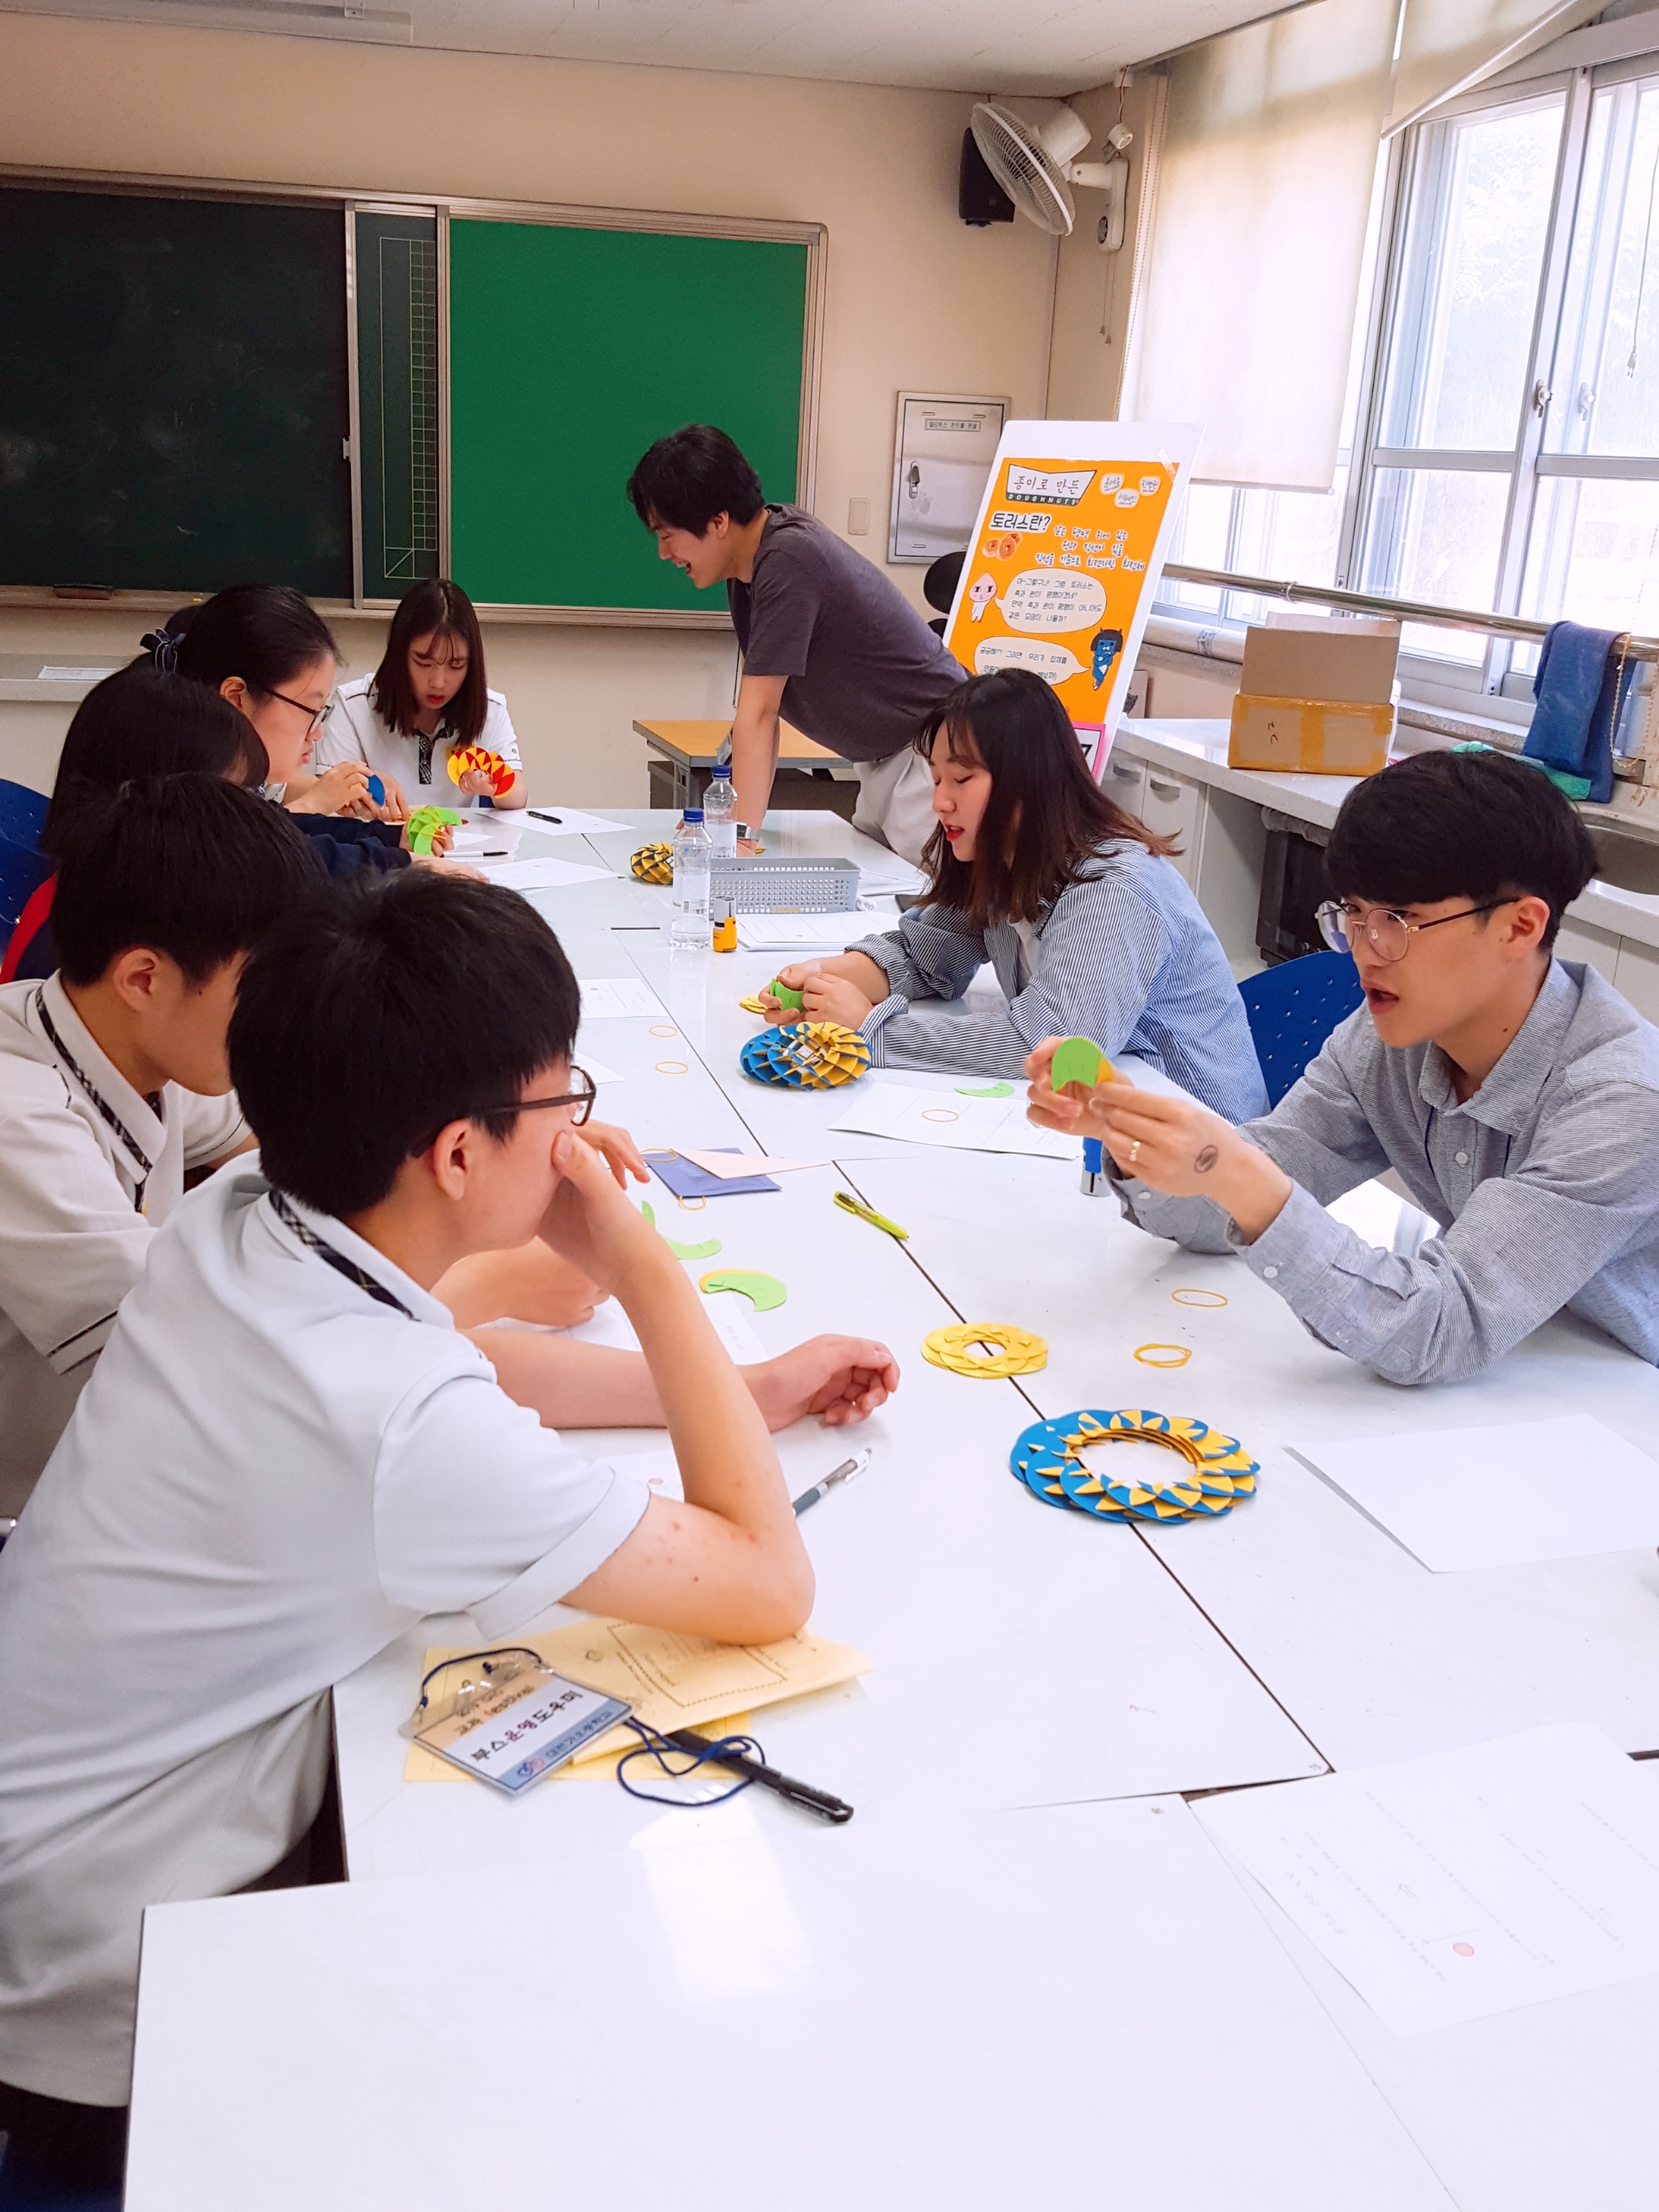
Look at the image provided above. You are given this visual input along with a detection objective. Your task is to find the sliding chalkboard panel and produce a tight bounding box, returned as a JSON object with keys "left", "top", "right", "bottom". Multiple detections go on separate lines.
{"left": 0, "top": 188, "right": 351, "bottom": 596}
{"left": 448, "top": 219, "right": 809, "bottom": 610}
{"left": 354, "top": 211, "right": 440, "bottom": 601}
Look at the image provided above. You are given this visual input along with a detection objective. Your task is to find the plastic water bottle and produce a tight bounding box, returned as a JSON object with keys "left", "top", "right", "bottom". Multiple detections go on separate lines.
{"left": 671, "top": 809, "right": 711, "bottom": 948}
{"left": 702, "top": 769, "right": 737, "bottom": 860}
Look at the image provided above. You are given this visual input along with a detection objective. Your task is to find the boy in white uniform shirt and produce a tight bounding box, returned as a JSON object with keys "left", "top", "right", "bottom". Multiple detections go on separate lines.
{"left": 0, "top": 777, "right": 316, "bottom": 1510}
{"left": 0, "top": 868, "right": 898, "bottom": 2195}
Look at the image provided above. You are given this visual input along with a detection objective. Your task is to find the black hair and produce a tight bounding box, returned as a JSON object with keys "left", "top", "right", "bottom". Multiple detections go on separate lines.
{"left": 52, "top": 775, "right": 320, "bottom": 988}
{"left": 913, "top": 668, "right": 1178, "bottom": 928}
{"left": 148, "top": 583, "right": 340, "bottom": 702}
{"left": 230, "top": 869, "right": 582, "bottom": 1219}
{"left": 370, "top": 579, "right": 487, "bottom": 750}
{"left": 1325, "top": 747, "right": 1597, "bottom": 950}
{"left": 626, "top": 425, "right": 766, "bottom": 536}
{"left": 42, "top": 665, "right": 269, "bottom": 861}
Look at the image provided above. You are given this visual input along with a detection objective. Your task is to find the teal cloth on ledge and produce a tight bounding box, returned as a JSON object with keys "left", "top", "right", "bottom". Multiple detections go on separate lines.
{"left": 1524, "top": 621, "right": 1636, "bottom": 805}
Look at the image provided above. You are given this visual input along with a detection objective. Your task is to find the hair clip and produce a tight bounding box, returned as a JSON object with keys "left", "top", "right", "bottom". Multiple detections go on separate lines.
{"left": 140, "top": 629, "right": 179, "bottom": 675}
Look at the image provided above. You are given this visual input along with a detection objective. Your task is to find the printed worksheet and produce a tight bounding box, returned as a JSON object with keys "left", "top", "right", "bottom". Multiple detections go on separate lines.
{"left": 830, "top": 1081, "right": 1079, "bottom": 1160}
{"left": 576, "top": 976, "right": 667, "bottom": 1019}
{"left": 1197, "top": 1723, "right": 1659, "bottom": 2035}
{"left": 474, "top": 856, "right": 611, "bottom": 893}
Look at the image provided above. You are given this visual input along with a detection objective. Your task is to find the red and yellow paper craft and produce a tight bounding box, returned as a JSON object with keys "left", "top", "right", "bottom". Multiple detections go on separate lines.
{"left": 446, "top": 744, "right": 515, "bottom": 796}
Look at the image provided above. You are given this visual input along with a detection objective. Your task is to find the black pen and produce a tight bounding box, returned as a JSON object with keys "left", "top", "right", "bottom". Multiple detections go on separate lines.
{"left": 527, "top": 809, "right": 564, "bottom": 824}
{"left": 791, "top": 1449, "right": 871, "bottom": 1516}
{"left": 666, "top": 1731, "right": 853, "bottom": 1823}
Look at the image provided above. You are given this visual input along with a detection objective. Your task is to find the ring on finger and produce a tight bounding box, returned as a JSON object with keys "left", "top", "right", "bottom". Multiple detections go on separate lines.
{"left": 1128, "top": 1140, "right": 1141, "bottom": 1166}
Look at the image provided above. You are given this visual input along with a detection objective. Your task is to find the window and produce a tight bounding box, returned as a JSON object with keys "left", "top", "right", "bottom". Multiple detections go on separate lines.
{"left": 1156, "top": 47, "right": 1659, "bottom": 706}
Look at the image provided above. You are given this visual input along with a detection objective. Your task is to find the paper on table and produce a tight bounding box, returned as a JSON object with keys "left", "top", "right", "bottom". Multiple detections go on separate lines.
{"left": 1195, "top": 1723, "right": 1659, "bottom": 2036}
{"left": 735, "top": 915, "right": 867, "bottom": 955}
{"left": 447, "top": 817, "right": 525, "bottom": 856}
{"left": 522, "top": 806, "right": 632, "bottom": 837}
{"left": 577, "top": 977, "right": 667, "bottom": 1020}
{"left": 677, "top": 1149, "right": 827, "bottom": 1179}
{"left": 579, "top": 1055, "right": 623, "bottom": 1084}
{"left": 830, "top": 1081, "right": 1079, "bottom": 1160}
{"left": 406, "top": 1618, "right": 868, "bottom": 1782}
{"left": 1287, "top": 1414, "right": 1659, "bottom": 1571}
{"left": 850, "top": 848, "right": 928, "bottom": 898}
{"left": 474, "top": 857, "right": 612, "bottom": 893}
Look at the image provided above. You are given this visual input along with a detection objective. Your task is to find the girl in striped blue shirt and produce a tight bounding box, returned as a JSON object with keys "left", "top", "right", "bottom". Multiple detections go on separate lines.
{"left": 760, "top": 668, "right": 1267, "bottom": 1122}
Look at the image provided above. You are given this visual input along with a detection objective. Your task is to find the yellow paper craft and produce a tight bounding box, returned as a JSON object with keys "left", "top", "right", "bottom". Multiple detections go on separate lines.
{"left": 631, "top": 842, "right": 673, "bottom": 884}
{"left": 404, "top": 1619, "right": 868, "bottom": 1783}
{"left": 446, "top": 743, "right": 514, "bottom": 795}
{"left": 923, "top": 1323, "right": 1047, "bottom": 1378}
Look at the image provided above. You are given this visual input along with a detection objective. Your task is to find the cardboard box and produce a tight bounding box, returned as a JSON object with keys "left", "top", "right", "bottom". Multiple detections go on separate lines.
{"left": 1228, "top": 615, "right": 1399, "bottom": 775}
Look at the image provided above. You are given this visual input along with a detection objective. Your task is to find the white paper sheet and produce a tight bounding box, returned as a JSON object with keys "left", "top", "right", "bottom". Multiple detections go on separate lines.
{"left": 447, "top": 818, "right": 526, "bottom": 858}
{"left": 1287, "top": 1414, "right": 1659, "bottom": 1571}
{"left": 474, "top": 857, "right": 612, "bottom": 893}
{"left": 734, "top": 916, "right": 868, "bottom": 955}
{"left": 677, "top": 1150, "right": 826, "bottom": 1179}
{"left": 521, "top": 806, "right": 632, "bottom": 837}
{"left": 1196, "top": 1724, "right": 1659, "bottom": 2036}
{"left": 575, "top": 1056, "right": 622, "bottom": 1085}
{"left": 576, "top": 977, "right": 667, "bottom": 1020}
{"left": 830, "top": 1081, "right": 1079, "bottom": 1160}
{"left": 851, "top": 849, "right": 928, "bottom": 898}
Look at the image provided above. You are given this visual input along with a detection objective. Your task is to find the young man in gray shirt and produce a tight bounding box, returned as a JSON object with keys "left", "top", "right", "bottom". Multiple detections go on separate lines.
{"left": 1027, "top": 747, "right": 1659, "bottom": 1386}
{"left": 627, "top": 424, "right": 965, "bottom": 864}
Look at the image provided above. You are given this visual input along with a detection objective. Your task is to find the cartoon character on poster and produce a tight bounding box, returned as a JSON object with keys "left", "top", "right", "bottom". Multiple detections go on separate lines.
{"left": 946, "top": 455, "right": 1181, "bottom": 743}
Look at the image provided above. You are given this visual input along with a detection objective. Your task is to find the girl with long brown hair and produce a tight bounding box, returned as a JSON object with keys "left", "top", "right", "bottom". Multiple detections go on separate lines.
{"left": 760, "top": 668, "right": 1266, "bottom": 1120}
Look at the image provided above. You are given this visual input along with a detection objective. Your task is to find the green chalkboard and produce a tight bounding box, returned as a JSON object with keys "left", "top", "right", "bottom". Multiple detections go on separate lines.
{"left": 448, "top": 220, "right": 809, "bottom": 609}
{"left": 0, "top": 188, "right": 352, "bottom": 597}
{"left": 355, "top": 211, "right": 440, "bottom": 600}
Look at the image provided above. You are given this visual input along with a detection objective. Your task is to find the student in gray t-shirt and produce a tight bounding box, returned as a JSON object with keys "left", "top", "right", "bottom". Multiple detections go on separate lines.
{"left": 626, "top": 424, "right": 964, "bottom": 864}
{"left": 1027, "top": 748, "right": 1659, "bottom": 1387}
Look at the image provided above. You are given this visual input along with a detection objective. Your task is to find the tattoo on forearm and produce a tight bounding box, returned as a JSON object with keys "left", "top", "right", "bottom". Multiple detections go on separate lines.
{"left": 1194, "top": 1144, "right": 1219, "bottom": 1173}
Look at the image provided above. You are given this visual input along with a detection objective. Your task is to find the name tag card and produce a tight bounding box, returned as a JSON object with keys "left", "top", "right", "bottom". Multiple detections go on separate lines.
{"left": 413, "top": 1667, "right": 632, "bottom": 1796}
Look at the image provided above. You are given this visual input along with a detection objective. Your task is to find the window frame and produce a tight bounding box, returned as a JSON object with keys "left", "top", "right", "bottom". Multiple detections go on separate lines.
{"left": 1154, "top": 48, "right": 1659, "bottom": 718}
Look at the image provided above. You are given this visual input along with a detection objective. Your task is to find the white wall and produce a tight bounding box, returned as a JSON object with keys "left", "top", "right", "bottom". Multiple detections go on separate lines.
{"left": 0, "top": 15, "right": 1057, "bottom": 799}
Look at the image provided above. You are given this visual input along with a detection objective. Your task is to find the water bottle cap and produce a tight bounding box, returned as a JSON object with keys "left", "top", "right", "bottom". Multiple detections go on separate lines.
{"left": 682, "top": 809, "right": 704, "bottom": 822}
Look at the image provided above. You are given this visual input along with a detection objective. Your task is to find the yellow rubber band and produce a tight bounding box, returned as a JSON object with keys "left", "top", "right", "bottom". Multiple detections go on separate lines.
{"left": 654, "top": 1060, "right": 689, "bottom": 1074}
{"left": 1170, "top": 1288, "right": 1229, "bottom": 1309}
{"left": 1134, "top": 1343, "right": 1192, "bottom": 1369}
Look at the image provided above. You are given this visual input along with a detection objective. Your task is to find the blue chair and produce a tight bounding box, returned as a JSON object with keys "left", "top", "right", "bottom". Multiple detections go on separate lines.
{"left": 0, "top": 780, "right": 50, "bottom": 936}
{"left": 1238, "top": 949, "right": 1364, "bottom": 1109}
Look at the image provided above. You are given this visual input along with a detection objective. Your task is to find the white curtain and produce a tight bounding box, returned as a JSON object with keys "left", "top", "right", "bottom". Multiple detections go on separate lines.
{"left": 1389, "top": 0, "right": 1608, "bottom": 134}
{"left": 1122, "top": 0, "right": 1397, "bottom": 489}
{"left": 1122, "top": 0, "right": 1607, "bottom": 490}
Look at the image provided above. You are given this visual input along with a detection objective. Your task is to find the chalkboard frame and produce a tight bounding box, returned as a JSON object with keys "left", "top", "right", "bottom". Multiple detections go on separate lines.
{"left": 0, "top": 166, "right": 825, "bottom": 626}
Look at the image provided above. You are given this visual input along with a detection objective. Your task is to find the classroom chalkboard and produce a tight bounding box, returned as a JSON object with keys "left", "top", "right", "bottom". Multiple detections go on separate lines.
{"left": 0, "top": 188, "right": 353, "bottom": 598}
{"left": 448, "top": 219, "right": 810, "bottom": 610}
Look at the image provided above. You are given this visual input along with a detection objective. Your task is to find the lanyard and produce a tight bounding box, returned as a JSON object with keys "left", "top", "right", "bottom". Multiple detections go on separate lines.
{"left": 35, "top": 988, "right": 154, "bottom": 1211}
{"left": 269, "top": 1189, "right": 416, "bottom": 1319}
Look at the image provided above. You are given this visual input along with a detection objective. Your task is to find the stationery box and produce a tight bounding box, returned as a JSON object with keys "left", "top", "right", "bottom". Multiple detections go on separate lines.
{"left": 1228, "top": 616, "right": 1399, "bottom": 776}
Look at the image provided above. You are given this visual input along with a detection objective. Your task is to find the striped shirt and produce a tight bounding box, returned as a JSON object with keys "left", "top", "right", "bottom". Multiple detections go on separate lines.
{"left": 1115, "top": 959, "right": 1659, "bottom": 1385}
{"left": 848, "top": 841, "right": 1268, "bottom": 1122}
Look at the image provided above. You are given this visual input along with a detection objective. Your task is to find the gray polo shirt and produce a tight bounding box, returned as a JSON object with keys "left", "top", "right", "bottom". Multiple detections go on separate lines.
{"left": 1114, "top": 960, "right": 1659, "bottom": 1385}
{"left": 728, "top": 506, "right": 965, "bottom": 764}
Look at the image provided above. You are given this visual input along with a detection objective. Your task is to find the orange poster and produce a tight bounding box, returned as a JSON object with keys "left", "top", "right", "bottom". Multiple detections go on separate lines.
{"left": 944, "top": 421, "right": 1199, "bottom": 772}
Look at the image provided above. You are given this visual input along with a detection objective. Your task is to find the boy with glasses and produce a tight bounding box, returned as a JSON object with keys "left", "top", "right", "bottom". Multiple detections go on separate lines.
{"left": 0, "top": 869, "right": 897, "bottom": 2186}
{"left": 1027, "top": 747, "right": 1659, "bottom": 1385}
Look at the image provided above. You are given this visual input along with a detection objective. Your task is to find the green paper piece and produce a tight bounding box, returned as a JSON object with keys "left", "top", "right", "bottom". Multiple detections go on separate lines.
{"left": 957, "top": 1081, "right": 1014, "bottom": 1098}
{"left": 699, "top": 1268, "right": 788, "bottom": 1313}
{"left": 1050, "top": 1036, "right": 1107, "bottom": 1091}
{"left": 767, "top": 976, "right": 805, "bottom": 1010}
{"left": 642, "top": 1200, "right": 721, "bottom": 1262}
{"left": 407, "top": 804, "right": 462, "bottom": 855}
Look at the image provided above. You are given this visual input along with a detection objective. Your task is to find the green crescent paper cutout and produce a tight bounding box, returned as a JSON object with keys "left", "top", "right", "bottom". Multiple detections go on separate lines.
{"left": 767, "top": 976, "right": 805, "bottom": 1010}
{"left": 1050, "top": 1037, "right": 1109, "bottom": 1091}
{"left": 699, "top": 1268, "right": 788, "bottom": 1313}
{"left": 641, "top": 1200, "right": 721, "bottom": 1262}
{"left": 957, "top": 1081, "right": 1014, "bottom": 1097}
{"left": 406, "top": 804, "right": 461, "bottom": 855}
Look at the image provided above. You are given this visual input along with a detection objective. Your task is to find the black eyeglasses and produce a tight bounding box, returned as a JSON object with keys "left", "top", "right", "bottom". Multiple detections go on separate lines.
{"left": 415, "top": 1068, "right": 595, "bottom": 1157}
{"left": 270, "top": 689, "right": 335, "bottom": 736}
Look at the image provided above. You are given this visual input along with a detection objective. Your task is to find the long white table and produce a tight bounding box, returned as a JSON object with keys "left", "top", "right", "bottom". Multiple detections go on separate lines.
{"left": 124, "top": 806, "right": 1659, "bottom": 2209}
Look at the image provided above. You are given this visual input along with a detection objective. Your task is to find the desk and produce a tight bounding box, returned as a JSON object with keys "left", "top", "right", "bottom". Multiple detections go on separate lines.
{"left": 124, "top": 805, "right": 1659, "bottom": 2209}
{"left": 634, "top": 715, "right": 858, "bottom": 817}
{"left": 126, "top": 1796, "right": 1455, "bottom": 2212}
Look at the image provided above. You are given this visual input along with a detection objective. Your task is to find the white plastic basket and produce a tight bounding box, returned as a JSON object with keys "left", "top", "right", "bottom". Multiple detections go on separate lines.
{"left": 710, "top": 855, "right": 861, "bottom": 913}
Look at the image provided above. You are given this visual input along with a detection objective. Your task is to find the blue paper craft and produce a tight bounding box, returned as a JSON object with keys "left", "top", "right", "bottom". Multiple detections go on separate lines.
{"left": 366, "top": 773, "right": 385, "bottom": 806}
{"left": 644, "top": 1148, "right": 780, "bottom": 1199}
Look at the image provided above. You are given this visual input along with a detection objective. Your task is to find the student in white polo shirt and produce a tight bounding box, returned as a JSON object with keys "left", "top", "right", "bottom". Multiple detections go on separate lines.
{"left": 0, "top": 868, "right": 898, "bottom": 2190}
{"left": 314, "top": 577, "right": 526, "bottom": 815}
{"left": 0, "top": 776, "right": 317, "bottom": 1512}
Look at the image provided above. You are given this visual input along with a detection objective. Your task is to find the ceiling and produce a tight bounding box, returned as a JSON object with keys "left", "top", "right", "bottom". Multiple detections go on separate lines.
{"left": 0, "top": 0, "right": 1296, "bottom": 95}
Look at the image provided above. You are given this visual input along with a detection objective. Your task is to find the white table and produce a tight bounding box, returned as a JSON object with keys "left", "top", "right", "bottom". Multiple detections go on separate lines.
{"left": 123, "top": 804, "right": 1659, "bottom": 2210}
{"left": 126, "top": 1795, "right": 1455, "bottom": 2212}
